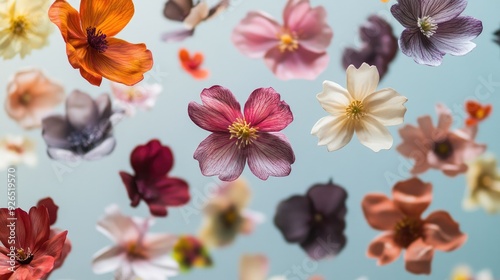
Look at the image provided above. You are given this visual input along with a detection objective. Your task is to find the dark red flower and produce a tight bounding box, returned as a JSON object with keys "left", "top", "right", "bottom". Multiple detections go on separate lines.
{"left": 120, "top": 139, "right": 190, "bottom": 216}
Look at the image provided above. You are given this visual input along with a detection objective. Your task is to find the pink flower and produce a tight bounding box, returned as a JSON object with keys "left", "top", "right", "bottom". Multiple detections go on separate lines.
{"left": 397, "top": 104, "right": 486, "bottom": 176}
{"left": 231, "top": 0, "right": 332, "bottom": 80}
{"left": 188, "top": 85, "right": 295, "bottom": 181}
{"left": 362, "top": 178, "right": 467, "bottom": 275}
{"left": 92, "top": 205, "right": 179, "bottom": 280}
{"left": 110, "top": 82, "right": 162, "bottom": 116}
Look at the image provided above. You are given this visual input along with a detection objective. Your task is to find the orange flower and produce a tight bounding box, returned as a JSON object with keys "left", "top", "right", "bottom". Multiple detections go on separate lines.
{"left": 48, "top": 0, "right": 153, "bottom": 86}
{"left": 465, "top": 100, "right": 492, "bottom": 126}
{"left": 179, "top": 48, "right": 209, "bottom": 80}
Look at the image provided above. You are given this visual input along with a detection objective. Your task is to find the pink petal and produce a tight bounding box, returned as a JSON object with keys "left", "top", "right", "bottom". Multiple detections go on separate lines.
{"left": 92, "top": 246, "right": 125, "bottom": 274}
{"left": 264, "top": 47, "right": 329, "bottom": 80}
{"left": 367, "top": 233, "right": 402, "bottom": 265}
{"left": 247, "top": 132, "right": 295, "bottom": 180}
{"left": 362, "top": 194, "right": 404, "bottom": 231}
{"left": 396, "top": 124, "right": 431, "bottom": 175}
{"left": 392, "top": 178, "right": 432, "bottom": 218}
{"left": 96, "top": 205, "right": 140, "bottom": 244}
{"left": 26, "top": 255, "right": 56, "bottom": 279}
{"left": 435, "top": 104, "right": 453, "bottom": 139}
{"left": 423, "top": 211, "right": 467, "bottom": 252}
{"left": 404, "top": 238, "right": 434, "bottom": 275}
{"left": 417, "top": 115, "right": 436, "bottom": 140}
{"left": 243, "top": 87, "right": 293, "bottom": 132}
{"left": 143, "top": 233, "right": 178, "bottom": 258}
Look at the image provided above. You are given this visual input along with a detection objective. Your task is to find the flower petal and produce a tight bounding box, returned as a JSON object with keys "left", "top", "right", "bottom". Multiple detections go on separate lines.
{"left": 92, "top": 246, "right": 125, "bottom": 274}
{"left": 274, "top": 195, "right": 312, "bottom": 243}
{"left": 399, "top": 29, "right": 444, "bottom": 66}
{"left": 264, "top": 47, "right": 329, "bottom": 80}
{"left": 390, "top": 0, "right": 421, "bottom": 28}
{"left": 240, "top": 254, "right": 268, "bottom": 280}
{"left": 396, "top": 124, "right": 431, "bottom": 175}
{"left": 404, "top": 238, "right": 434, "bottom": 275}
{"left": 362, "top": 193, "right": 404, "bottom": 231}
{"left": 80, "top": 0, "right": 134, "bottom": 36}
{"left": 96, "top": 205, "right": 140, "bottom": 244}
{"left": 423, "top": 210, "right": 467, "bottom": 251}
{"left": 243, "top": 87, "right": 293, "bottom": 132}
{"left": 367, "top": 233, "right": 402, "bottom": 265}
{"left": 41, "top": 115, "right": 72, "bottom": 149}
{"left": 82, "top": 136, "right": 116, "bottom": 160}
{"left": 131, "top": 140, "right": 174, "bottom": 179}
{"left": 306, "top": 181, "right": 347, "bottom": 218}
{"left": 143, "top": 233, "right": 178, "bottom": 258}
{"left": 316, "top": 81, "right": 351, "bottom": 116}
{"left": 421, "top": 0, "right": 467, "bottom": 23}
{"left": 65, "top": 90, "right": 98, "bottom": 130}
{"left": 364, "top": 88, "right": 407, "bottom": 126}
{"left": 355, "top": 116, "right": 393, "bottom": 152}
{"left": 311, "top": 115, "right": 354, "bottom": 152}
{"left": 149, "top": 177, "right": 190, "bottom": 207}
{"left": 430, "top": 16, "right": 482, "bottom": 56}
{"left": 392, "top": 178, "right": 432, "bottom": 218}
{"left": 37, "top": 198, "right": 59, "bottom": 226}
{"left": 346, "top": 63, "right": 379, "bottom": 101}
{"left": 29, "top": 206, "right": 51, "bottom": 247}
{"left": 48, "top": 0, "right": 86, "bottom": 42}
{"left": 300, "top": 230, "right": 346, "bottom": 260}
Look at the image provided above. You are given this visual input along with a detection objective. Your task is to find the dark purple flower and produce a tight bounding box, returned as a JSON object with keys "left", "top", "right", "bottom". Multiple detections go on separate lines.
{"left": 391, "top": 0, "right": 483, "bottom": 66}
{"left": 494, "top": 28, "right": 500, "bottom": 46}
{"left": 274, "top": 180, "right": 347, "bottom": 260}
{"left": 342, "top": 15, "right": 398, "bottom": 79}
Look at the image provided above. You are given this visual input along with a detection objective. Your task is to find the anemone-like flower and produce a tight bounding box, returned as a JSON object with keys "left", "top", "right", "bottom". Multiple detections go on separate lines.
{"left": 110, "top": 82, "right": 162, "bottom": 116}
{"left": 463, "top": 155, "right": 500, "bottom": 214}
{"left": 0, "top": 135, "right": 37, "bottom": 170}
{"left": 465, "top": 100, "right": 491, "bottom": 127}
{"left": 179, "top": 48, "right": 209, "bottom": 80}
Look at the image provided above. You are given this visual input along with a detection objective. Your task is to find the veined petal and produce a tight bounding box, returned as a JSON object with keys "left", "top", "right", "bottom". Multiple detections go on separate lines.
{"left": 311, "top": 115, "right": 354, "bottom": 152}
{"left": 390, "top": 0, "right": 421, "bottom": 28}
{"left": 421, "top": 0, "right": 467, "bottom": 23}
{"left": 243, "top": 87, "right": 293, "bottom": 132}
{"left": 48, "top": 0, "right": 86, "bottom": 42}
{"left": 364, "top": 88, "right": 407, "bottom": 126}
{"left": 400, "top": 29, "right": 445, "bottom": 66}
{"left": 316, "top": 81, "right": 351, "bottom": 116}
{"left": 431, "top": 16, "right": 482, "bottom": 56}
{"left": 346, "top": 63, "right": 379, "bottom": 101}
{"left": 362, "top": 193, "right": 403, "bottom": 231}
{"left": 80, "top": 0, "right": 134, "bottom": 36}
{"left": 355, "top": 116, "right": 393, "bottom": 152}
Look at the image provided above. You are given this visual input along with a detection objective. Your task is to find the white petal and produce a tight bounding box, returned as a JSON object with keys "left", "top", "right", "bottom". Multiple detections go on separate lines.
{"left": 476, "top": 191, "right": 500, "bottom": 213}
{"left": 316, "top": 81, "right": 351, "bottom": 116}
{"left": 92, "top": 246, "right": 125, "bottom": 274}
{"left": 97, "top": 204, "right": 140, "bottom": 244}
{"left": 346, "top": 63, "right": 380, "bottom": 101}
{"left": 311, "top": 115, "right": 354, "bottom": 152}
{"left": 364, "top": 88, "right": 408, "bottom": 126}
{"left": 476, "top": 269, "right": 495, "bottom": 280}
{"left": 143, "top": 233, "right": 178, "bottom": 258}
{"left": 131, "top": 256, "right": 179, "bottom": 279}
{"left": 355, "top": 116, "right": 393, "bottom": 152}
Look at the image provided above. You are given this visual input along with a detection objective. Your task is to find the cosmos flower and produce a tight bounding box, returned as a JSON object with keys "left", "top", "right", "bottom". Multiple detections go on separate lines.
{"left": 48, "top": 0, "right": 153, "bottom": 86}
{"left": 397, "top": 104, "right": 486, "bottom": 176}
{"left": 240, "top": 254, "right": 323, "bottom": 280}
{"left": 231, "top": 0, "right": 333, "bottom": 80}
{"left": 179, "top": 48, "right": 209, "bottom": 80}
{"left": 465, "top": 100, "right": 491, "bottom": 127}
{"left": 92, "top": 205, "right": 179, "bottom": 280}
{"left": 119, "top": 139, "right": 190, "bottom": 217}
{"left": 463, "top": 155, "right": 500, "bottom": 214}
{"left": 172, "top": 235, "right": 212, "bottom": 272}
{"left": 342, "top": 15, "right": 398, "bottom": 80}
{"left": 451, "top": 265, "right": 494, "bottom": 280}
{"left": 0, "top": 206, "right": 68, "bottom": 279}
{"left": 41, "top": 90, "right": 121, "bottom": 161}
{"left": 110, "top": 82, "right": 162, "bottom": 116}
{"left": 391, "top": 0, "right": 483, "bottom": 66}
{"left": 362, "top": 177, "right": 467, "bottom": 275}
{"left": 188, "top": 85, "right": 295, "bottom": 181}
{"left": 274, "top": 180, "right": 347, "bottom": 260}
{"left": 5, "top": 69, "right": 65, "bottom": 129}
{"left": 0, "top": 0, "right": 52, "bottom": 59}
{"left": 0, "top": 135, "right": 37, "bottom": 170}
{"left": 311, "top": 63, "right": 407, "bottom": 152}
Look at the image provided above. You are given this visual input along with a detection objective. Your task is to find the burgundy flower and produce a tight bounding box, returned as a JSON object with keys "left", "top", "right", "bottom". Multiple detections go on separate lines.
{"left": 119, "top": 139, "right": 190, "bottom": 216}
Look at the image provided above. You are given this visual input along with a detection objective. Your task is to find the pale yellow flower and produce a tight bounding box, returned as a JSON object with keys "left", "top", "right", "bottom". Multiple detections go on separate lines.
{"left": 451, "top": 265, "right": 494, "bottom": 280}
{"left": 0, "top": 135, "right": 37, "bottom": 169}
{"left": 463, "top": 155, "right": 500, "bottom": 213}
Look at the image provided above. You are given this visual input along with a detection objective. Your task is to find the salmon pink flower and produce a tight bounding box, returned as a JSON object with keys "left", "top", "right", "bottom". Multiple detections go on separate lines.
{"left": 48, "top": 0, "right": 153, "bottom": 86}
{"left": 465, "top": 100, "right": 491, "bottom": 127}
{"left": 179, "top": 48, "right": 209, "bottom": 80}
{"left": 362, "top": 178, "right": 467, "bottom": 275}
{"left": 188, "top": 86, "right": 295, "bottom": 181}
{"left": 231, "top": 0, "right": 333, "bottom": 80}
{"left": 0, "top": 135, "right": 37, "bottom": 170}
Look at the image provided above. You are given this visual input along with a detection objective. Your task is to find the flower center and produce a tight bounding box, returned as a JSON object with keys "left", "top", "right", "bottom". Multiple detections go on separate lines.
{"left": 313, "top": 213, "right": 324, "bottom": 223}
{"left": 18, "top": 92, "right": 32, "bottom": 106}
{"left": 417, "top": 16, "right": 438, "bottom": 38}
{"left": 10, "top": 16, "right": 28, "bottom": 36}
{"left": 219, "top": 205, "right": 241, "bottom": 228}
{"left": 127, "top": 242, "right": 147, "bottom": 259}
{"left": 126, "top": 89, "right": 143, "bottom": 102}
{"left": 86, "top": 27, "right": 108, "bottom": 53}
{"left": 433, "top": 139, "right": 453, "bottom": 160}
{"left": 345, "top": 100, "right": 365, "bottom": 120}
{"left": 393, "top": 217, "right": 423, "bottom": 248}
{"left": 479, "top": 174, "right": 494, "bottom": 189}
{"left": 67, "top": 121, "right": 110, "bottom": 154}
{"left": 16, "top": 248, "right": 34, "bottom": 265}
{"left": 278, "top": 31, "right": 299, "bottom": 52}
{"left": 228, "top": 118, "right": 258, "bottom": 148}
{"left": 6, "top": 144, "right": 23, "bottom": 154}
{"left": 474, "top": 108, "right": 486, "bottom": 120}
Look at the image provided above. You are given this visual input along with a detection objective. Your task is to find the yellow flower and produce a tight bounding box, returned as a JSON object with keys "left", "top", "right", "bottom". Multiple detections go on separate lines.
{"left": 0, "top": 0, "right": 52, "bottom": 59}
{"left": 463, "top": 155, "right": 500, "bottom": 213}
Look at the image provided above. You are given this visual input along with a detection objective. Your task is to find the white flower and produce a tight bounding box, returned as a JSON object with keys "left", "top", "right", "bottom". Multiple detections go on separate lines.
{"left": 110, "top": 82, "right": 162, "bottom": 116}
{"left": 0, "top": 135, "right": 37, "bottom": 170}
{"left": 311, "top": 63, "right": 407, "bottom": 152}
{"left": 0, "top": 0, "right": 52, "bottom": 59}
{"left": 463, "top": 155, "right": 500, "bottom": 213}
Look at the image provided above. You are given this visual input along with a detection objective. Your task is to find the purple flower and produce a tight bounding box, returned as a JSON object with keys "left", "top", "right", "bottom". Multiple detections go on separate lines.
{"left": 274, "top": 180, "right": 347, "bottom": 260}
{"left": 391, "top": 0, "right": 483, "bottom": 66}
{"left": 494, "top": 28, "right": 500, "bottom": 46}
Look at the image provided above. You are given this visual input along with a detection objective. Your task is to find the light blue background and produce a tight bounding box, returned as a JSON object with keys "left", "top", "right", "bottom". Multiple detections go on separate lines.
{"left": 1, "top": 0, "right": 500, "bottom": 279}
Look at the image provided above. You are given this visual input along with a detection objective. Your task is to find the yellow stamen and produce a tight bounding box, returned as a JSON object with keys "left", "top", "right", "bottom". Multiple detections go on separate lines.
{"left": 345, "top": 100, "right": 365, "bottom": 120}
{"left": 10, "top": 16, "right": 29, "bottom": 36}
{"left": 278, "top": 32, "right": 299, "bottom": 52}
{"left": 228, "top": 118, "right": 258, "bottom": 148}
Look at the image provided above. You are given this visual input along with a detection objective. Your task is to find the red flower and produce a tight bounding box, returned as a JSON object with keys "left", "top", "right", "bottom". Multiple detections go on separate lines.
{"left": 465, "top": 100, "right": 492, "bottom": 126}
{"left": 120, "top": 139, "right": 190, "bottom": 216}
{"left": 179, "top": 48, "right": 209, "bottom": 80}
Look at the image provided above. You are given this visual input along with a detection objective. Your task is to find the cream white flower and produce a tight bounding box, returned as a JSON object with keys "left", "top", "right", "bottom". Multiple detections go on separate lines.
{"left": 451, "top": 265, "right": 494, "bottom": 280}
{"left": 0, "top": 0, "right": 52, "bottom": 59}
{"left": 110, "top": 82, "right": 162, "bottom": 116}
{"left": 311, "top": 63, "right": 407, "bottom": 152}
{"left": 0, "top": 135, "right": 37, "bottom": 169}
{"left": 463, "top": 155, "right": 500, "bottom": 213}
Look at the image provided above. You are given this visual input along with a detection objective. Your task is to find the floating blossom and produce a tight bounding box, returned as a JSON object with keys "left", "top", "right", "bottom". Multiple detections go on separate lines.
{"left": 342, "top": 15, "right": 398, "bottom": 80}
{"left": 120, "top": 139, "right": 190, "bottom": 217}
{"left": 391, "top": 0, "right": 483, "bottom": 66}
{"left": 311, "top": 63, "right": 407, "bottom": 152}
{"left": 451, "top": 265, "right": 494, "bottom": 280}
{"left": 172, "top": 235, "right": 212, "bottom": 272}
{"left": 494, "top": 29, "right": 500, "bottom": 46}
{"left": 465, "top": 100, "right": 491, "bottom": 127}
{"left": 188, "top": 85, "right": 295, "bottom": 181}
{"left": 110, "top": 82, "right": 162, "bottom": 116}
{"left": 274, "top": 180, "right": 347, "bottom": 260}
{"left": 49, "top": 0, "right": 153, "bottom": 86}
{"left": 397, "top": 104, "right": 486, "bottom": 176}
{"left": 232, "top": 0, "right": 333, "bottom": 80}
{"left": 240, "top": 254, "right": 323, "bottom": 280}
{"left": 0, "top": 206, "right": 68, "bottom": 279}
{"left": 0, "top": 135, "right": 37, "bottom": 170}
{"left": 179, "top": 48, "right": 209, "bottom": 80}
{"left": 463, "top": 155, "right": 500, "bottom": 214}
{"left": 362, "top": 177, "right": 467, "bottom": 275}
{"left": 162, "top": 0, "right": 229, "bottom": 42}
{"left": 5, "top": 69, "right": 64, "bottom": 129}
{"left": 0, "top": 0, "right": 52, "bottom": 59}
{"left": 41, "top": 90, "right": 121, "bottom": 161}
{"left": 92, "top": 205, "right": 179, "bottom": 280}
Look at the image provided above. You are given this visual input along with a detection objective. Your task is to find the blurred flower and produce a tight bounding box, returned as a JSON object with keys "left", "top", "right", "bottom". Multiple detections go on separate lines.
{"left": 463, "top": 155, "right": 500, "bottom": 213}
{"left": 179, "top": 48, "right": 209, "bottom": 80}
{"left": 465, "top": 100, "right": 491, "bottom": 127}
{"left": 162, "top": 0, "right": 229, "bottom": 42}
{"left": 240, "top": 254, "right": 323, "bottom": 280}
{"left": 92, "top": 205, "right": 179, "bottom": 280}
{"left": 274, "top": 180, "right": 347, "bottom": 260}
{"left": 188, "top": 85, "right": 295, "bottom": 181}
{"left": 48, "top": 0, "right": 153, "bottom": 86}
{"left": 119, "top": 139, "right": 190, "bottom": 217}
{"left": 110, "top": 82, "right": 162, "bottom": 116}
{"left": 311, "top": 63, "right": 407, "bottom": 152}
{"left": 397, "top": 104, "right": 486, "bottom": 176}
{"left": 172, "top": 235, "right": 212, "bottom": 272}
{"left": 391, "top": 0, "right": 482, "bottom": 66}
{"left": 5, "top": 69, "right": 64, "bottom": 129}
{"left": 494, "top": 29, "right": 500, "bottom": 47}
{"left": 0, "top": 135, "right": 37, "bottom": 170}
{"left": 200, "top": 178, "right": 264, "bottom": 247}
{"left": 451, "top": 265, "right": 494, "bottom": 280}
{"left": 0, "top": 0, "right": 52, "bottom": 59}
{"left": 231, "top": 0, "right": 333, "bottom": 80}
{"left": 42, "top": 90, "right": 121, "bottom": 161}
{"left": 0, "top": 205, "right": 68, "bottom": 279}
{"left": 342, "top": 15, "right": 398, "bottom": 80}
{"left": 362, "top": 177, "right": 467, "bottom": 275}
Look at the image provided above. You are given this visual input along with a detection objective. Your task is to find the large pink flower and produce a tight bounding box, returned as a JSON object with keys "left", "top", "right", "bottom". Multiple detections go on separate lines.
{"left": 362, "top": 178, "right": 467, "bottom": 275}
{"left": 397, "top": 104, "right": 486, "bottom": 176}
{"left": 231, "top": 0, "right": 333, "bottom": 80}
{"left": 188, "top": 86, "right": 295, "bottom": 181}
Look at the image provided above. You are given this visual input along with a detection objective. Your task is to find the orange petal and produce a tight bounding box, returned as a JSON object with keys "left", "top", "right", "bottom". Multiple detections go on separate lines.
{"left": 79, "top": 68, "right": 103, "bottom": 86}
{"left": 367, "top": 232, "right": 402, "bottom": 265}
{"left": 49, "top": 0, "right": 86, "bottom": 42}
{"left": 392, "top": 177, "right": 432, "bottom": 218}
{"left": 179, "top": 48, "right": 191, "bottom": 63}
{"left": 79, "top": 0, "right": 134, "bottom": 36}
{"left": 404, "top": 239, "right": 434, "bottom": 275}
{"left": 190, "top": 69, "right": 209, "bottom": 80}
{"left": 192, "top": 53, "right": 204, "bottom": 66}
{"left": 362, "top": 193, "right": 403, "bottom": 231}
